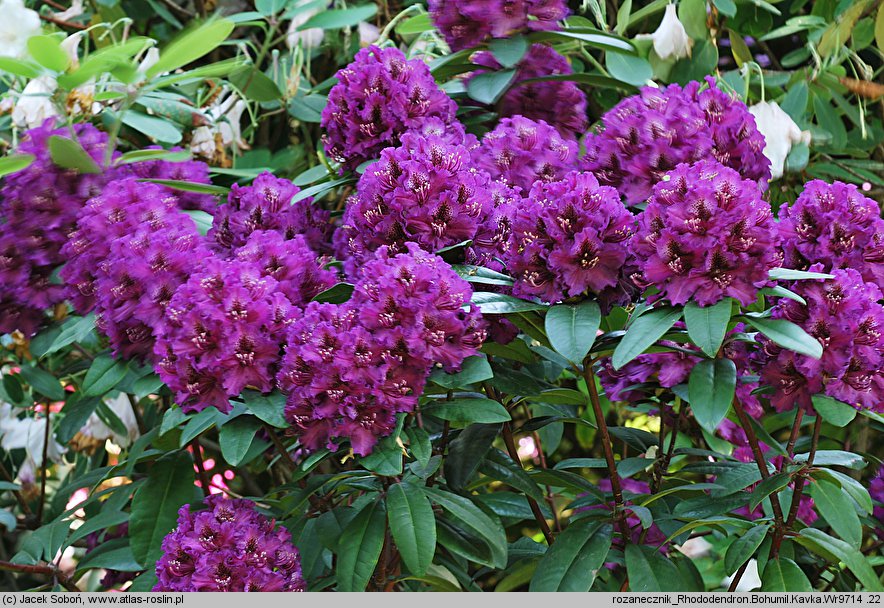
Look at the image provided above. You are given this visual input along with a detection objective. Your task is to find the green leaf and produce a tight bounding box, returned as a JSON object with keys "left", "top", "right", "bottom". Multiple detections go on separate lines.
{"left": 625, "top": 544, "right": 685, "bottom": 591}
{"left": 27, "top": 35, "right": 70, "bottom": 72}
{"left": 48, "top": 136, "right": 101, "bottom": 174}
{"left": 18, "top": 365, "right": 65, "bottom": 401}
{"left": 472, "top": 292, "right": 546, "bottom": 315}
{"left": 0, "top": 57, "right": 41, "bottom": 78}
{"left": 44, "top": 314, "right": 96, "bottom": 356}
{"left": 179, "top": 407, "right": 221, "bottom": 446}
{"left": 612, "top": 306, "right": 683, "bottom": 369}
{"left": 242, "top": 390, "right": 288, "bottom": 428}
{"left": 82, "top": 355, "right": 129, "bottom": 397}
{"left": 810, "top": 479, "right": 862, "bottom": 549}
{"left": 529, "top": 520, "right": 612, "bottom": 591}
{"left": 769, "top": 267, "right": 833, "bottom": 281}
{"left": 724, "top": 524, "right": 769, "bottom": 575}
{"left": 358, "top": 433, "right": 404, "bottom": 476}
{"left": 312, "top": 283, "right": 354, "bottom": 304}
{"left": 532, "top": 28, "right": 635, "bottom": 53}
{"left": 811, "top": 395, "right": 856, "bottom": 427}
{"left": 229, "top": 66, "right": 282, "bottom": 102}
{"left": 876, "top": 2, "right": 884, "bottom": 53}
{"left": 396, "top": 13, "right": 433, "bottom": 36}
{"left": 795, "top": 450, "right": 865, "bottom": 469}
{"left": 742, "top": 316, "right": 823, "bottom": 359}
{"left": 488, "top": 35, "right": 528, "bottom": 68}
{"left": 451, "top": 265, "right": 514, "bottom": 287}
{"left": 121, "top": 111, "right": 183, "bottom": 144}
{"left": 58, "top": 395, "right": 101, "bottom": 444}
{"left": 749, "top": 471, "right": 792, "bottom": 511}
{"left": 429, "top": 356, "right": 493, "bottom": 389}
{"left": 715, "top": 0, "right": 737, "bottom": 17}
{"left": 678, "top": 0, "right": 707, "bottom": 39}
{"left": 0, "top": 154, "right": 35, "bottom": 178}
{"left": 443, "top": 423, "right": 501, "bottom": 491}
{"left": 467, "top": 69, "right": 517, "bottom": 105}
{"left": 480, "top": 449, "right": 546, "bottom": 503}
{"left": 130, "top": 451, "right": 196, "bottom": 567}
{"left": 0, "top": 510, "right": 16, "bottom": 532}
{"left": 182, "top": 210, "right": 213, "bottom": 236}
{"left": 813, "top": 94, "right": 847, "bottom": 149}
{"left": 606, "top": 52, "right": 652, "bottom": 86}
{"left": 795, "top": 528, "right": 883, "bottom": 591}
{"left": 684, "top": 298, "right": 732, "bottom": 357}
{"left": 218, "top": 415, "right": 262, "bottom": 466}
{"left": 761, "top": 558, "right": 812, "bottom": 591}
{"left": 141, "top": 179, "right": 229, "bottom": 196}
{"left": 300, "top": 5, "right": 377, "bottom": 29}
{"left": 544, "top": 301, "right": 601, "bottom": 364}
{"left": 337, "top": 499, "right": 387, "bottom": 592}
{"left": 423, "top": 487, "right": 507, "bottom": 569}
{"left": 147, "top": 19, "right": 235, "bottom": 78}
{"left": 387, "top": 483, "right": 436, "bottom": 576}
{"left": 422, "top": 397, "right": 511, "bottom": 425}
{"left": 688, "top": 358, "right": 736, "bottom": 433}
{"left": 288, "top": 94, "right": 327, "bottom": 123}
{"left": 819, "top": 470, "right": 872, "bottom": 515}
{"left": 77, "top": 541, "right": 142, "bottom": 573}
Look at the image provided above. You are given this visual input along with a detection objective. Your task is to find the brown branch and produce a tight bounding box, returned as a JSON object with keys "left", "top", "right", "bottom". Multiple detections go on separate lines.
{"left": 501, "top": 422, "right": 555, "bottom": 546}
{"left": 0, "top": 560, "right": 78, "bottom": 592}
{"left": 784, "top": 409, "right": 805, "bottom": 460}
{"left": 584, "top": 359, "right": 631, "bottom": 541}
{"left": 38, "top": 13, "right": 86, "bottom": 30}
{"left": 784, "top": 415, "right": 823, "bottom": 530}
{"left": 264, "top": 424, "right": 296, "bottom": 475}
{"left": 36, "top": 411, "right": 51, "bottom": 526}
{"left": 727, "top": 560, "right": 750, "bottom": 592}
{"left": 732, "top": 397, "right": 785, "bottom": 525}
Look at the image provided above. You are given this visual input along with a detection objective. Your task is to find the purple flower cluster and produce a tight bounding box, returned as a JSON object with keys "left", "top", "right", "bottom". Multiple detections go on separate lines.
{"left": 321, "top": 46, "right": 457, "bottom": 172}
{"left": 758, "top": 267, "right": 884, "bottom": 413}
{"left": 278, "top": 244, "right": 486, "bottom": 455}
{"left": 209, "top": 172, "right": 332, "bottom": 255}
{"left": 505, "top": 171, "right": 634, "bottom": 304}
{"left": 778, "top": 180, "right": 884, "bottom": 286}
{"left": 333, "top": 132, "right": 511, "bottom": 272}
{"left": 62, "top": 178, "right": 209, "bottom": 361}
{"left": 631, "top": 161, "right": 778, "bottom": 307}
{"left": 582, "top": 78, "right": 769, "bottom": 205}
{"left": 154, "top": 232, "right": 336, "bottom": 414}
{"left": 429, "top": 0, "right": 568, "bottom": 51}
{"left": 470, "top": 44, "right": 587, "bottom": 137}
{"left": 473, "top": 115, "right": 578, "bottom": 194}
{"left": 154, "top": 495, "right": 305, "bottom": 592}
{"left": 0, "top": 121, "right": 115, "bottom": 335}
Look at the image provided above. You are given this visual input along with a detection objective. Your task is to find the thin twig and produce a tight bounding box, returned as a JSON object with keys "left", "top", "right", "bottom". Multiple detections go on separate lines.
{"left": 36, "top": 411, "right": 50, "bottom": 526}
{"left": 727, "top": 560, "right": 750, "bottom": 592}
{"left": 583, "top": 359, "right": 631, "bottom": 541}
{"left": 784, "top": 409, "right": 805, "bottom": 459}
{"left": 501, "top": 422, "right": 555, "bottom": 546}
{"left": 39, "top": 13, "right": 86, "bottom": 29}
{"left": 732, "top": 397, "right": 785, "bottom": 524}
{"left": 0, "top": 560, "right": 78, "bottom": 592}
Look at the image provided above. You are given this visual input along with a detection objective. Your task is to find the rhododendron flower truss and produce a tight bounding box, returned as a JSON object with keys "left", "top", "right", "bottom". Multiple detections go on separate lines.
{"left": 279, "top": 244, "right": 486, "bottom": 456}
{"left": 757, "top": 267, "right": 884, "bottom": 414}
{"left": 321, "top": 45, "right": 457, "bottom": 172}
{"left": 429, "top": 0, "right": 569, "bottom": 51}
{"left": 0, "top": 120, "right": 116, "bottom": 335}
{"left": 631, "top": 160, "right": 778, "bottom": 307}
{"left": 154, "top": 495, "right": 305, "bottom": 592}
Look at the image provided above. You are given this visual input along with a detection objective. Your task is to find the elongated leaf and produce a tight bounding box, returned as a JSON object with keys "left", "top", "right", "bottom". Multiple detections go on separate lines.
{"left": 545, "top": 301, "right": 601, "bottom": 364}
{"left": 337, "top": 499, "right": 387, "bottom": 592}
{"left": 451, "top": 265, "right": 514, "bottom": 287}
{"left": 429, "top": 356, "right": 493, "bottom": 389}
{"left": 300, "top": 5, "right": 377, "bottom": 29}
{"left": 48, "top": 136, "right": 101, "bottom": 174}
{"left": 242, "top": 390, "right": 288, "bottom": 428}
{"left": 612, "top": 307, "right": 683, "bottom": 369}
{"left": 218, "top": 415, "right": 263, "bottom": 466}
{"left": 724, "top": 524, "right": 769, "bottom": 575}
{"left": 795, "top": 450, "right": 865, "bottom": 469}
{"left": 28, "top": 35, "right": 70, "bottom": 72}
{"left": 529, "top": 520, "right": 612, "bottom": 591}
{"left": 625, "top": 544, "right": 684, "bottom": 591}
{"left": 130, "top": 452, "right": 196, "bottom": 567}
{"left": 387, "top": 483, "right": 436, "bottom": 576}
{"left": 443, "top": 423, "right": 501, "bottom": 491}
{"left": 749, "top": 471, "right": 792, "bottom": 511}
{"left": 122, "top": 111, "right": 183, "bottom": 144}
{"left": 769, "top": 268, "right": 833, "bottom": 281}
{"left": 795, "top": 528, "right": 883, "bottom": 591}
{"left": 761, "top": 558, "right": 812, "bottom": 591}
{"left": 422, "top": 397, "right": 511, "bottom": 424}
{"left": 423, "top": 487, "right": 507, "bottom": 569}
{"left": 688, "top": 358, "right": 736, "bottom": 433}
{"left": 467, "top": 69, "right": 517, "bottom": 105}
{"left": 810, "top": 480, "right": 862, "bottom": 548}
{"left": 742, "top": 316, "right": 822, "bottom": 359}
{"left": 147, "top": 19, "right": 235, "bottom": 77}
{"left": 0, "top": 154, "right": 35, "bottom": 178}
{"left": 811, "top": 395, "right": 856, "bottom": 427}
{"left": 18, "top": 366, "right": 65, "bottom": 401}
{"left": 82, "top": 355, "right": 129, "bottom": 397}
{"left": 684, "top": 299, "right": 732, "bottom": 357}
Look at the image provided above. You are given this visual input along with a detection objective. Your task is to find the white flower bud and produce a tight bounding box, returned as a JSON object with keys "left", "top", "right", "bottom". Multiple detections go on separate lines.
{"left": 637, "top": 4, "right": 693, "bottom": 61}
{"left": 749, "top": 100, "right": 812, "bottom": 180}
{"left": 0, "top": 0, "right": 41, "bottom": 59}
{"left": 286, "top": 9, "right": 325, "bottom": 50}
{"left": 358, "top": 21, "right": 380, "bottom": 46}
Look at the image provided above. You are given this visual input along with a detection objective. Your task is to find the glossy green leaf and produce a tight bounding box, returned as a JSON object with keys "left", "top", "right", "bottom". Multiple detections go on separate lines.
{"left": 387, "top": 483, "right": 436, "bottom": 576}
{"left": 544, "top": 301, "right": 601, "bottom": 364}
{"left": 795, "top": 528, "right": 883, "bottom": 591}
{"left": 724, "top": 524, "right": 769, "bottom": 575}
{"left": 688, "top": 358, "right": 736, "bottom": 433}
{"left": 625, "top": 544, "right": 685, "bottom": 591}
{"left": 242, "top": 390, "right": 289, "bottom": 428}
{"left": 147, "top": 19, "right": 236, "bottom": 77}
{"left": 218, "top": 415, "right": 263, "bottom": 466}
{"left": 488, "top": 35, "right": 528, "bottom": 67}
{"left": 529, "top": 520, "right": 612, "bottom": 591}
{"left": 48, "top": 136, "right": 101, "bottom": 174}
{"left": 811, "top": 395, "right": 856, "bottom": 427}
{"left": 27, "top": 35, "right": 70, "bottom": 72}
{"left": 299, "top": 5, "right": 377, "bottom": 29}
{"left": 761, "top": 558, "right": 812, "bottom": 591}
{"left": 467, "top": 69, "right": 516, "bottom": 105}
{"left": 337, "top": 499, "right": 387, "bottom": 592}
{"left": 810, "top": 479, "right": 862, "bottom": 548}
{"left": 612, "top": 306, "right": 683, "bottom": 369}
{"left": 606, "top": 52, "right": 652, "bottom": 86}
{"left": 684, "top": 298, "right": 732, "bottom": 357}
{"left": 749, "top": 471, "right": 792, "bottom": 511}
{"left": 82, "top": 355, "right": 129, "bottom": 397}
{"left": 422, "top": 397, "right": 511, "bottom": 424}
{"left": 423, "top": 487, "right": 508, "bottom": 569}
{"left": 18, "top": 365, "right": 65, "bottom": 401}
{"left": 0, "top": 154, "right": 35, "bottom": 178}
{"left": 742, "top": 316, "right": 823, "bottom": 359}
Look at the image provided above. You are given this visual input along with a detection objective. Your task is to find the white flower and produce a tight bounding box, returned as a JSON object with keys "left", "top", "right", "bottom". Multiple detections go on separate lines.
{"left": 191, "top": 91, "right": 248, "bottom": 161}
{"left": 0, "top": 0, "right": 41, "bottom": 59}
{"left": 749, "top": 100, "right": 812, "bottom": 180}
{"left": 358, "top": 21, "right": 380, "bottom": 46}
{"left": 676, "top": 536, "right": 712, "bottom": 559}
{"left": 12, "top": 75, "right": 58, "bottom": 128}
{"left": 78, "top": 393, "right": 139, "bottom": 448}
{"left": 53, "top": 0, "right": 84, "bottom": 22}
{"left": 286, "top": 8, "right": 324, "bottom": 50}
{"left": 0, "top": 403, "right": 66, "bottom": 468}
{"left": 637, "top": 4, "right": 693, "bottom": 61}
{"left": 722, "top": 559, "right": 762, "bottom": 592}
